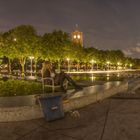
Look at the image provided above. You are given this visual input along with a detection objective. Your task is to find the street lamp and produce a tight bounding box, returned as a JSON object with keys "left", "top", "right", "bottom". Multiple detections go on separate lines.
{"left": 13, "top": 38, "right": 17, "bottom": 41}
{"left": 117, "top": 62, "right": 120, "bottom": 65}
{"left": 91, "top": 60, "right": 95, "bottom": 71}
{"left": 67, "top": 58, "right": 70, "bottom": 72}
{"left": 117, "top": 62, "right": 121, "bottom": 70}
{"left": 29, "top": 56, "right": 34, "bottom": 76}
{"left": 91, "top": 60, "right": 97, "bottom": 71}
{"left": 107, "top": 61, "right": 110, "bottom": 70}
{"left": 130, "top": 64, "right": 132, "bottom": 69}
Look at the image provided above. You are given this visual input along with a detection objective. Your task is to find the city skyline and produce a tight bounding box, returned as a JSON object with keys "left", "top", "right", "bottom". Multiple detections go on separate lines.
{"left": 0, "top": 0, "right": 140, "bottom": 58}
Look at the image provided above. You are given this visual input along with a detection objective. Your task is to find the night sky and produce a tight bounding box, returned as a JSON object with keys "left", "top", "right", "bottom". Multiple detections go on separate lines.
{"left": 0, "top": 0, "right": 140, "bottom": 58}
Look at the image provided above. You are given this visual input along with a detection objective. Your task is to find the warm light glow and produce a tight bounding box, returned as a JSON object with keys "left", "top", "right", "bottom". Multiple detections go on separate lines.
{"left": 117, "top": 66, "right": 122, "bottom": 70}
{"left": 90, "top": 75, "right": 96, "bottom": 82}
{"left": 117, "top": 73, "right": 120, "bottom": 77}
{"left": 91, "top": 60, "right": 96, "bottom": 63}
{"left": 130, "top": 64, "right": 132, "bottom": 67}
{"left": 107, "top": 73, "right": 110, "bottom": 77}
{"left": 77, "top": 35, "right": 81, "bottom": 39}
{"left": 91, "top": 60, "right": 94, "bottom": 63}
{"left": 73, "top": 35, "right": 76, "bottom": 39}
{"left": 107, "top": 76, "right": 110, "bottom": 81}
{"left": 117, "top": 62, "right": 120, "bottom": 65}
{"left": 67, "top": 58, "right": 70, "bottom": 61}
{"left": 107, "top": 61, "right": 110, "bottom": 64}
{"left": 29, "top": 56, "right": 34, "bottom": 59}
{"left": 13, "top": 38, "right": 17, "bottom": 41}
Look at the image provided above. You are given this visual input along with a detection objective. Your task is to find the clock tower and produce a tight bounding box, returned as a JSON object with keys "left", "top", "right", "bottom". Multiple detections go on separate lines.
{"left": 71, "top": 29, "right": 83, "bottom": 47}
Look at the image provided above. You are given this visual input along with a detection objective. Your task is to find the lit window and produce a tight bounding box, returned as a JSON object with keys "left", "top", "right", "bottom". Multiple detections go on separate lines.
{"left": 73, "top": 35, "right": 76, "bottom": 39}
{"left": 77, "top": 35, "right": 80, "bottom": 39}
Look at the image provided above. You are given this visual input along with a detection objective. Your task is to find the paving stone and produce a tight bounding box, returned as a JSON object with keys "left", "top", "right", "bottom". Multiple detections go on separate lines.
{"left": 102, "top": 114, "right": 140, "bottom": 140}
{"left": 0, "top": 89, "right": 140, "bottom": 140}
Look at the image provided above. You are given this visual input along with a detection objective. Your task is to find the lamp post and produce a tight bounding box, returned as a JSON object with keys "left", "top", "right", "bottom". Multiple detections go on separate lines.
{"left": 117, "top": 62, "right": 120, "bottom": 70}
{"left": 107, "top": 61, "right": 110, "bottom": 70}
{"left": 130, "top": 64, "right": 132, "bottom": 69}
{"left": 29, "top": 56, "right": 34, "bottom": 76}
{"left": 67, "top": 58, "right": 70, "bottom": 72}
{"left": 91, "top": 60, "right": 94, "bottom": 71}
{"left": 13, "top": 38, "right": 17, "bottom": 42}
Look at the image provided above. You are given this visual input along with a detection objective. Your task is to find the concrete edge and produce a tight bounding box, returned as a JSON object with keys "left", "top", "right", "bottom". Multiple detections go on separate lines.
{"left": 0, "top": 82, "right": 128, "bottom": 122}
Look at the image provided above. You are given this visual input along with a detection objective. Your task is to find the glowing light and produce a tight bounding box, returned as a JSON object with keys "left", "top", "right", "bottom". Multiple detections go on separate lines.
{"left": 117, "top": 73, "right": 120, "bottom": 77}
{"left": 29, "top": 56, "right": 34, "bottom": 76}
{"left": 130, "top": 64, "right": 132, "bottom": 67}
{"left": 107, "top": 77, "right": 110, "bottom": 81}
{"left": 29, "top": 56, "right": 34, "bottom": 59}
{"left": 107, "top": 73, "right": 110, "bottom": 77}
{"left": 117, "top": 62, "right": 120, "bottom": 65}
{"left": 107, "top": 61, "right": 110, "bottom": 64}
{"left": 13, "top": 38, "right": 17, "bottom": 41}
{"left": 66, "top": 58, "right": 70, "bottom": 61}
{"left": 73, "top": 35, "right": 76, "bottom": 39}
{"left": 91, "top": 60, "right": 96, "bottom": 63}
{"left": 91, "top": 60, "right": 94, "bottom": 63}
{"left": 91, "top": 75, "right": 96, "bottom": 82}
{"left": 67, "top": 58, "right": 70, "bottom": 72}
{"left": 77, "top": 35, "right": 81, "bottom": 39}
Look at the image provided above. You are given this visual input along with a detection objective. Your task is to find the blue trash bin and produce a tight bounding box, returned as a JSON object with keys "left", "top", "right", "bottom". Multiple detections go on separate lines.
{"left": 39, "top": 95, "right": 64, "bottom": 121}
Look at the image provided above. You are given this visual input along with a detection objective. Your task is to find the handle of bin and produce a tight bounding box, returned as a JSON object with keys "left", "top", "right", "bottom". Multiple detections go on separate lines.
{"left": 51, "top": 106, "right": 58, "bottom": 110}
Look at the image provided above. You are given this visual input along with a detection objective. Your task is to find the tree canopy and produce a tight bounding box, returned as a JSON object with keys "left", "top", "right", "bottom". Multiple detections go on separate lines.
{"left": 0, "top": 24, "right": 139, "bottom": 73}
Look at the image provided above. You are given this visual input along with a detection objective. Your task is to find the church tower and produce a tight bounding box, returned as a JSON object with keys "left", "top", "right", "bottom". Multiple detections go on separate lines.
{"left": 71, "top": 25, "right": 83, "bottom": 47}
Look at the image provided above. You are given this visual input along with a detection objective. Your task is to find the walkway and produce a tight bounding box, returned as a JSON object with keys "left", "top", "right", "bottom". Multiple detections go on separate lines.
{"left": 1, "top": 89, "right": 140, "bottom": 140}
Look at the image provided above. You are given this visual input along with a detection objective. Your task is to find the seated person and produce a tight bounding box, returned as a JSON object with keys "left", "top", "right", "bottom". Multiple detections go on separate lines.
{"left": 41, "top": 61, "right": 82, "bottom": 92}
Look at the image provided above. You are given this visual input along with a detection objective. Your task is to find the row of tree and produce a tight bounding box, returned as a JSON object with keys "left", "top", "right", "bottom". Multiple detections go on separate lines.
{"left": 0, "top": 25, "right": 140, "bottom": 75}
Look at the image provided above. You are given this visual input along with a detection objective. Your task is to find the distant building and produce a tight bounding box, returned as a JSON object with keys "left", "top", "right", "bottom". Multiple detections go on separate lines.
{"left": 71, "top": 30, "right": 83, "bottom": 47}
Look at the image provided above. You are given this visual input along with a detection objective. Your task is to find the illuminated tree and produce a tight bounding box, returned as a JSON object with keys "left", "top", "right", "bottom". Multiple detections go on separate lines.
{"left": 6, "top": 25, "right": 39, "bottom": 76}
{"left": 42, "top": 30, "right": 72, "bottom": 71}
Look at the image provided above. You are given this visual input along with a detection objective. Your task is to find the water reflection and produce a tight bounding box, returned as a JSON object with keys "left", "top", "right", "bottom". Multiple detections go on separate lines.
{"left": 117, "top": 73, "right": 120, "bottom": 78}
{"left": 69, "top": 81, "right": 122, "bottom": 99}
{"left": 90, "top": 74, "right": 96, "bottom": 82}
{"left": 71, "top": 73, "right": 125, "bottom": 82}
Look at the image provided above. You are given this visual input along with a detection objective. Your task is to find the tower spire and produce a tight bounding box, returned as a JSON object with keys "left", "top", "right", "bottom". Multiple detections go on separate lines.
{"left": 75, "top": 24, "right": 78, "bottom": 29}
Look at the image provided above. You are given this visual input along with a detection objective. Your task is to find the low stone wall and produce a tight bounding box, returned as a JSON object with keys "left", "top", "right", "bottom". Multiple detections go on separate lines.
{"left": 0, "top": 106, "right": 43, "bottom": 122}
{"left": 0, "top": 81, "right": 128, "bottom": 122}
{"left": 63, "top": 81, "right": 128, "bottom": 112}
{"left": 127, "top": 78, "right": 140, "bottom": 93}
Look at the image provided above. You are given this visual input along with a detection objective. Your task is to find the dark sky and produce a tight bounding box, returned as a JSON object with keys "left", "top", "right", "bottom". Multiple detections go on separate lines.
{"left": 0, "top": 0, "right": 140, "bottom": 58}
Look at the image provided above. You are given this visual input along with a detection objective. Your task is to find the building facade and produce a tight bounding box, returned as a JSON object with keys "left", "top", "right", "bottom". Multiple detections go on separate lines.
{"left": 71, "top": 30, "right": 83, "bottom": 47}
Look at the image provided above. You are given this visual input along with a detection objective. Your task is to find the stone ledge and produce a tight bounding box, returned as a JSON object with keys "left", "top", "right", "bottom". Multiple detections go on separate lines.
{"left": 0, "top": 81, "right": 128, "bottom": 122}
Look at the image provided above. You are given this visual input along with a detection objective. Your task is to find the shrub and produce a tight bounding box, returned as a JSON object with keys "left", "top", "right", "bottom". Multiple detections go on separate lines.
{"left": 0, "top": 79, "right": 43, "bottom": 97}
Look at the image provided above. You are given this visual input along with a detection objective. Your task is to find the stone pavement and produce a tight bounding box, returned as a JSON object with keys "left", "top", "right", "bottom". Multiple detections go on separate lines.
{"left": 1, "top": 89, "right": 140, "bottom": 140}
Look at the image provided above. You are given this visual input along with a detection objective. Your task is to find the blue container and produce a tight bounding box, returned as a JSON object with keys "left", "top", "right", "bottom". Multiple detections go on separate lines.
{"left": 39, "top": 95, "right": 64, "bottom": 121}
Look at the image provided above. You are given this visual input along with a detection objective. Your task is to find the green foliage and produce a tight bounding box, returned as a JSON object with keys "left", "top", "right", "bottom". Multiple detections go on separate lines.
{"left": 0, "top": 80, "right": 42, "bottom": 97}
{"left": 41, "top": 30, "right": 72, "bottom": 61}
{"left": 1, "top": 25, "right": 140, "bottom": 69}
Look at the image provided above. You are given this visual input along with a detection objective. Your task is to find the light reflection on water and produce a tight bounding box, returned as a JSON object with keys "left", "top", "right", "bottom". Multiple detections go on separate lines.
{"left": 71, "top": 73, "right": 125, "bottom": 82}
{"left": 70, "top": 81, "right": 123, "bottom": 99}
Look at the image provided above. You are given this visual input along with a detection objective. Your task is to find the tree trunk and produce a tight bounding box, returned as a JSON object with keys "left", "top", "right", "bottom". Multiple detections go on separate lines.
{"left": 19, "top": 57, "right": 26, "bottom": 77}
{"left": 34, "top": 59, "right": 37, "bottom": 76}
{"left": 97, "top": 63, "right": 98, "bottom": 70}
{"left": 85, "top": 63, "right": 88, "bottom": 71}
{"left": 8, "top": 58, "right": 12, "bottom": 75}
{"left": 58, "top": 61, "right": 61, "bottom": 73}
{"left": 77, "top": 61, "right": 79, "bottom": 71}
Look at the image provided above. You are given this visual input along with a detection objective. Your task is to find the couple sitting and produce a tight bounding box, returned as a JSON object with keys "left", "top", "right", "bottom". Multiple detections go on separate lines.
{"left": 41, "top": 61, "right": 82, "bottom": 92}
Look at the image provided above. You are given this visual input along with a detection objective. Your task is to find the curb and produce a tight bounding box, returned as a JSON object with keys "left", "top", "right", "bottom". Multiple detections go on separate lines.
{"left": 0, "top": 82, "right": 128, "bottom": 122}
